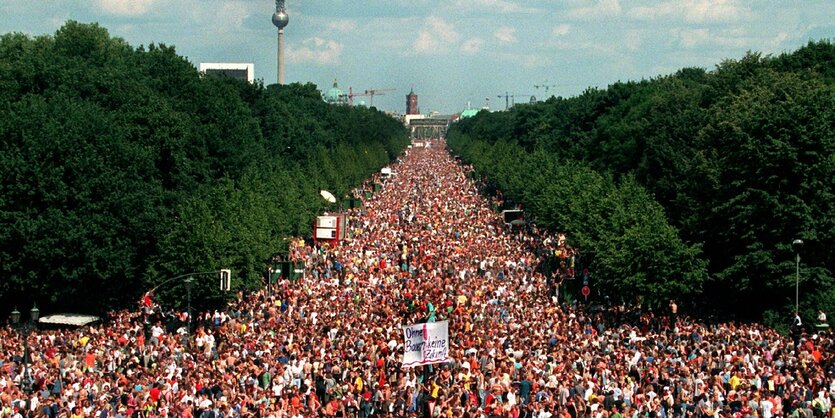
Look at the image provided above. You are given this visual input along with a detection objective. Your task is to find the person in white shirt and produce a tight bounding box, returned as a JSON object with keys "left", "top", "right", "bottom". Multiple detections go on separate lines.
{"left": 506, "top": 391, "right": 517, "bottom": 411}
{"left": 150, "top": 324, "right": 165, "bottom": 347}
{"left": 761, "top": 397, "right": 774, "bottom": 418}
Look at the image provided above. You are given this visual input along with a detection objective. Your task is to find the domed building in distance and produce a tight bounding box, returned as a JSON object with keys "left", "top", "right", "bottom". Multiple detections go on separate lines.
{"left": 323, "top": 80, "right": 348, "bottom": 105}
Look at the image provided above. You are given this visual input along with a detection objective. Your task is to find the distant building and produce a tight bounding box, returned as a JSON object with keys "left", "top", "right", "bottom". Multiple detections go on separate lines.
{"left": 406, "top": 89, "right": 419, "bottom": 115}
{"left": 408, "top": 114, "right": 453, "bottom": 140}
{"left": 323, "top": 80, "right": 349, "bottom": 105}
{"left": 403, "top": 113, "right": 425, "bottom": 127}
{"left": 199, "top": 63, "right": 255, "bottom": 83}
{"left": 458, "top": 108, "right": 483, "bottom": 119}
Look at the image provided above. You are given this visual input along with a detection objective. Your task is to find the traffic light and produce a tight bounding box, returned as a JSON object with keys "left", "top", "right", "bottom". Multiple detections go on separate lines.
{"left": 220, "top": 269, "right": 231, "bottom": 291}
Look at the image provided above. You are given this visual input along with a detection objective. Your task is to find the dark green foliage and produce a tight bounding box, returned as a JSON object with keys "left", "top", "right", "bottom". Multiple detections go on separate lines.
{"left": 449, "top": 40, "right": 835, "bottom": 323}
{"left": 0, "top": 22, "right": 408, "bottom": 314}
{"left": 449, "top": 136, "right": 708, "bottom": 306}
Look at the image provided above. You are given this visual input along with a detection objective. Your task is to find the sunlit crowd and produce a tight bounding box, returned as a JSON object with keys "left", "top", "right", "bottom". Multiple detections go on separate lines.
{"left": 1, "top": 141, "right": 832, "bottom": 418}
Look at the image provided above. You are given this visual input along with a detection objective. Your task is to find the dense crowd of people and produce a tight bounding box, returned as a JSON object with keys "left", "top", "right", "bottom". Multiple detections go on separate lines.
{"left": 1, "top": 141, "right": 833, "bottom": 418}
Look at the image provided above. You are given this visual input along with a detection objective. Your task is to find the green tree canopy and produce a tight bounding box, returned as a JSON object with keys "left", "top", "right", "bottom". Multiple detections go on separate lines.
{"left": 449, "top": 40, "right": 835, "bottom": 323}
{"left": 0, "top": 21, "right": 408, "bottom": 314}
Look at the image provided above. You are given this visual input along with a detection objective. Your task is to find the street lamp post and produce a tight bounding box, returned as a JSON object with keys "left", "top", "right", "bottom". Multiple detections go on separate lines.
{"left": 792, "top": 239, "right": 804, "bottom": 314}
{"left": 145, "top": 270, "right": 228, "bottom": 347}
{"left": 185, "top": 276, "right": 194, "bottom": 342}
{"left": 267, "top": 266, "right": 274, "bottom": 297}
{"left": 10, "top": 304, "right": 40, "bottom": 415}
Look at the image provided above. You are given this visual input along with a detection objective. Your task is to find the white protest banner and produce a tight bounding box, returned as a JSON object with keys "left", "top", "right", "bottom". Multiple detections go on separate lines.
{"left": 402, "top": 320, "right": 450, "bottom": 367}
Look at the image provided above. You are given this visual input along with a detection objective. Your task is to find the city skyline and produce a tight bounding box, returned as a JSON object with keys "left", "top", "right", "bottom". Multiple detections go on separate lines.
{"left": 1, "top": 0, "right": 832, "bottom": 114}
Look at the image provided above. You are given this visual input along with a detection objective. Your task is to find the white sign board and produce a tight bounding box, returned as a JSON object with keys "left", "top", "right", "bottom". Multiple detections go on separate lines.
{"left": 315, "top": 228, "right": 337, "bottom": 239}
{"left": 316, "top": 216, "right": 337, "bottom": 228}
{"left": 402, "top": 321, "right": 450, "bottom": 367}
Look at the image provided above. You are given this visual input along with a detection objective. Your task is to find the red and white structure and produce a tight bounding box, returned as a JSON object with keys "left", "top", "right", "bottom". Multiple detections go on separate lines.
{"left": 314, "top": 214, "right": 347, "bottom": 244}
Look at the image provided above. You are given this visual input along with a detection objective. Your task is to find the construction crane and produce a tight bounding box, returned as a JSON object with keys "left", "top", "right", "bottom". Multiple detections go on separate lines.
{"left": 534, "top": 80, "right": 557, "bottom": 97}
{"left": 346, "top": 87, "right": 371, "bottom": 106}
{"left": 364, "top": 88, "right": 396, "bottom": 107}
{"left": 345, "top": 87, "right": 396, "bottom": 107}
{"left": 497, "top": 92, "right": 534, "bottom": 110}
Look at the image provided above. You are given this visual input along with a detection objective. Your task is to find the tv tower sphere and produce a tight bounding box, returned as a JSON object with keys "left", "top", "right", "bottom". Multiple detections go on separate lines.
{"left": 273, "top": 0, "right": 289, "bottom": 85}
{"left": 272, "top": 11, "right": 289, "bottom": 29}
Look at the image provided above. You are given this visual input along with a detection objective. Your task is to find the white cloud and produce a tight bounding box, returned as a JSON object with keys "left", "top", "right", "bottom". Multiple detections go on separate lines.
{"left": 623, "top": 29, "right": 642, "bottom": 51}
{"left": 413, "top": 16, "right": 460, "bottom": 54}
{"left": 217, "top": 2, "right": 249, "bottom": 29}
{"left": 568, "top": 0, "right": 622, "bottom": 19}
{"left": 771, "top": 31, "right": 790, "bottom": 48}
{"left": 287, "top": 37, "right": 343, "bottom": 65}
{"left": 629, "top": 0, "right": 746, "bottom": 23}
{"left": 413, "top": 31, "right": 436, "bottom": 53}
{"left": 544, "top": 37, "right": 621, "bottom": 62}
{"left": 449, "top": 0, "right": 537, "bottom": 13}
{"left": 494, "top": 26, "right": 517, "bottom": 43}
{"left": 461, "top": 38, "right": 484, "bottom": 54}
{"left": 48, "top": 16, "right": 69, "bottom": 30}
{"left": 365, "top": 17, "right": 416, "bottom": 51}
{"left": 681, "top": 0, "right": 745, "bottom": 23}
{"left": 169, "top": 0, "right": 256, "bottom": 44}
{"left": 670, "top": 27, "right": 790, "bottom": 51}
{"left": 428, "top": 17, "right": 460, "bottom": 43}
{"left": 95, "top": 0, "right": 158, "bottom": 16}
{"left": 327, "top": 20, "right": 357, "bottom": 33}
{"left": 629, "top": 2, "right": 677, "bottom": 21}
{"left": 552, "top": 24, "right": 571, "bottom": 37}
{"left": 489, "top": 51, "right": 550, "bottom": 68}
{"left": 674, "top": 28, "right": 711, "bottom": 48}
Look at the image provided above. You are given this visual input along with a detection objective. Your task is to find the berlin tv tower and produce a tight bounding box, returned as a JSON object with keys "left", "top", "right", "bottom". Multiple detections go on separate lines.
{"left": 272, "top": 0, "right": 289, "bottom": 85}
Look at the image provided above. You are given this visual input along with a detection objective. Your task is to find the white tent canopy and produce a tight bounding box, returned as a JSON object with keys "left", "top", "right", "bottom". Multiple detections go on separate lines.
{"left": 319, "top": 190, "right": 336, "bottom": 203}
{"left": 39, "top": 313, "right": 100, "bottom": 327}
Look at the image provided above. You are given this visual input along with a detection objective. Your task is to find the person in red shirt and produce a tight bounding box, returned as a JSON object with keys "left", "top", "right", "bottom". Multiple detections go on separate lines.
{"left": 84, "top": 352, "right": 96, "bottom": 372}
{"left": 143, "top": 291, "right": 153, "bottom": 308}
{"left": 150, "top": 383, "right": 161, "bottom": 407}
{"left": 290, "top": 391, "right": 302, "bottom": 410}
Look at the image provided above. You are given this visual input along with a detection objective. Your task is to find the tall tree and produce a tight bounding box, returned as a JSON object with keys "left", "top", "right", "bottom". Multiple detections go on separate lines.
{"left": 0, "top": 22, "right": 408, "bottom": 313}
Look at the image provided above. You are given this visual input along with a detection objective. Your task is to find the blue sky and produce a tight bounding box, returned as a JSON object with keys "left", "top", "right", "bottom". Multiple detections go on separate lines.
{"left": 1, "top": 0, "right": 833, "bottom": 114}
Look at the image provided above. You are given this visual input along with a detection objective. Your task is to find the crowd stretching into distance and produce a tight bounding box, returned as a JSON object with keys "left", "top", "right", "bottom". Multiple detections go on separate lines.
{"left": 1, "top": 142, "right": 833, "bottom": 418}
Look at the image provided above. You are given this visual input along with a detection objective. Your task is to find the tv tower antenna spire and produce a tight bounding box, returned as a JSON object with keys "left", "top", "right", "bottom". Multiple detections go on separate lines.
{"left": 272, "top": 0, "right": 289, "bottom": 85}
